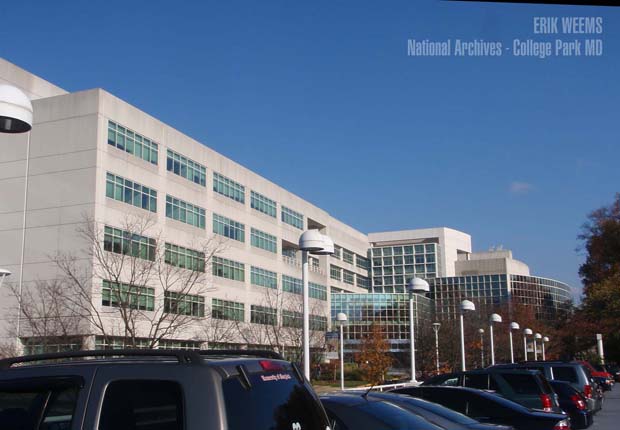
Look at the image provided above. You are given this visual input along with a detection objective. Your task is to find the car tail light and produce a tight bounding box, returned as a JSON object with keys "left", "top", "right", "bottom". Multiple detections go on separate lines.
{"left": 259, "top": 360, "right": 284, "bottom": 371}
{"left": 570, "top": 394, "right": 587, "bottom": 411}
{"left": 583, "top": 384, "right": 592, "bottom": 399}
{"left": 540, "top": 393, "right": 553, "bottom": 412}
{"left": 553, "top": 418, "right": 571, "bottom": 430}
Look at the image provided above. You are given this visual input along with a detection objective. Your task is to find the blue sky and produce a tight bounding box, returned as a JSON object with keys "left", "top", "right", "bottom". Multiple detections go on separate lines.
{"left": 1, "top": 1, "right": 618, "bottom": 298}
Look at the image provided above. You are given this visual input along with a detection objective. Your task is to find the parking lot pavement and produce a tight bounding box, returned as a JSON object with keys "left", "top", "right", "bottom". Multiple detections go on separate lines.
{"left": 592, "top": 388, "right": 620, "bottom": 430}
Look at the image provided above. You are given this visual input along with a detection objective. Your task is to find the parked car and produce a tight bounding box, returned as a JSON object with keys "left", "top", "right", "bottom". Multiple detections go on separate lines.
{"left": 592, "top": 375, "right": 612, "bottom": 392}
{"left": 421, "top": 368, "right": 561, "bottom": 412}
{"left": 604, "top": 364, "right": 620, "bottom": 382}
{"left": 390, "top": 386, "right": 570, "bottom": 430}
{"left": 0, "top": 349, "right": 331, "bottom": 430}
{"left": 548, "top": 380, "right": 593, "bottom": 429}
{"left": 492, "top": 361, "right": 603, "bottom": 413}
{"left": 366, "top": 391, "right": 514, "bottom": 430}
{"left": 580, "top": 361, "right": 613, "bottom": 382}
{"left": 582, "top": 362, "right": 614, "bottom": 390}
{"left": 320, "top": 392, "right": 447, "bottom": 430}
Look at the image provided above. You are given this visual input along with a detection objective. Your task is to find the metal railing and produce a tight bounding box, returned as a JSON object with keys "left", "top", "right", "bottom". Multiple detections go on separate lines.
{"left": 342, "top": 381, "right": 419, "bottom": 392}
{"left": 281, "top": 255, "right": 325, "bottom": 275}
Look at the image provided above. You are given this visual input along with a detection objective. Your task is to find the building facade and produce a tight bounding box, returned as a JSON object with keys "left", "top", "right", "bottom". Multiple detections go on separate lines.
{"left": 0, "top": 59, "right": 573, "bottom": 356}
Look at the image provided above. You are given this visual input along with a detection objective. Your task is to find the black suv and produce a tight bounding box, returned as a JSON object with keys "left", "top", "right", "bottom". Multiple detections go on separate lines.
{"left": 0, "top": 349, "right": 331, "bottom": 430}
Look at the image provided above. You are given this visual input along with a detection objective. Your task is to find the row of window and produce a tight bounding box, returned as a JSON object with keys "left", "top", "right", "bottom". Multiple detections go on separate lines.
{"left": 373, "top": 254, "right": 436, "bottom": 267}
{"left": 371, "top": 244, "right": 436, "bottom": 256}
{"left": 281, "top": 275, "right": 327, "bottom": 300}
{"left": 213, "top": 213, "right": 245, "bottom": 242}
{"left": 107, "top": 121, "right": 308, "bottom": 230}
{"left": 108, "top": 121, "right": 159, "bottom": 165}
{"left": 165, "top": 243, "right": 206, "bottom": 272}
{"left": 106, "top": 171, "right": 308, "bottom": 238}
{"left": 372, "top": 263, "right": 435, "bottom": 275}
{"left": 167, "top": 149, "right": 206, "bottom": 186}
{"left": 103, "top": 226, "right": 156, "bottom": 261}
{"left": 214, "top": 299, "right": 326, "bottom": 330}
{"left": 330, "top": 265, "right": 368, "bottom": 288}
{"left": 101, "top": 280, "right": 328, "bottom": 326}
{"left": 105, "top": 225, "right": 208, "bottom": 273}
{"left": 102, "top": 231, "right": 329, "bottom": 299}
{"left": 332, "top": 246, "right": 370, "bottom": 270}
{"left": 101, "top": 280, "right": 204, "bottom": 318}
{"left": 106, "top": 173, "right": 157, "bottom": 212}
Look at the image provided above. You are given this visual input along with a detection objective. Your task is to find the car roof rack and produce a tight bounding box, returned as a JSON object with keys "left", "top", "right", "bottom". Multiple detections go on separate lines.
{"left": 0, "top": 349, "right": 204, "bottom": 370}
{"left": 198, "top": 349, "right": 284, "bottom": 360}
{"left": 0, "top": 348, "right": 285, "bottom": 370}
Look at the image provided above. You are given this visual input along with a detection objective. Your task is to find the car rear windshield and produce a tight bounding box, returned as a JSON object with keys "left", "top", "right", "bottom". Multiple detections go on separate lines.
{"left": 552, "top": 367, "right": 578, "bottom": 383}
{"left": 501, "top": 373, "right": 541, "bottom": 394}
{"left": 222, "top": 369, "right": 329, "bottom": 430}
{"left": 550, "top": 382, "right": 578, "bottom": 397}
{"left": 391, "top": 396, "right": 478, "bottom": 425}
{"left": 0, "top": 377, "right": 81, "bottom": 430}
{"left": 358, "top": 401, "right": 444, "bottom": 430}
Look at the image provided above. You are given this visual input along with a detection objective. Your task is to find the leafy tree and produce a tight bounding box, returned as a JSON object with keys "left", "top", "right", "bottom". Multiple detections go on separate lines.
{"left": 575, "top": 194, "right": 620, "bottom": 362}
{"left": 578, "top": 193, "right": 620, "bottom": 289}
{"left": 356, "top": 324, "right": 392, "bottom": 384}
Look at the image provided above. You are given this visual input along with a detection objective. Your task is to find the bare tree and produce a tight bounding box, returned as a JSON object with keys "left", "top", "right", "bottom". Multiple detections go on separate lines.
{"left": 196, "top": 304, "right": 239, "bottom": 348}
{"left": 235, "top": 286, "right": 328, "bottom": 362}
{"left": 4, "top": 279, "right": 83, "bottom": 354}
{"left": 51, "top": 214, "right": 224, "bottom": 348}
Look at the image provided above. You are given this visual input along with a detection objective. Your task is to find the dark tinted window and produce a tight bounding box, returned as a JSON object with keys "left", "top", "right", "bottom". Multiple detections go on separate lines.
{"left": 222, "top": 370, "right": 329, "bottom": 430}
{"left": 536, "top": 374, "right": 554, "bottom": 394}
{"left": 552, "top": 367, "right": 578, "bottom": 383}
{"left": 550, "top": 382, "right": 577, "bottom": 397}
{"left": 464, "top": 374, "right": 488, "bottom": 390}
{"left": 465, "top": 396, "right": 515, "bottom": 420}
{"left": 501, "top": 374, "right": 541, "bottom": 394}
{"left": 421, "top": 389, "right": 468, "bottom": 414}
{"left": 441, "top": 377, "right": 459, "bottom": 386}
{"left": 0, "top": 381, "right": 79, "bottom": 430}
{"left": 99, "top": 380, "right": 183, "bottom": 430}
{"left": 524, "top": 366, "right": 546, "bottom": 375}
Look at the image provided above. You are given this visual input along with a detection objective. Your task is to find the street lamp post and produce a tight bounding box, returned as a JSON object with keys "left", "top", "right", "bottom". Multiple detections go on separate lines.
{"left": 459, "top": 300, "right": 476, "bottom": 371}
{"left": 432, "top": 322, "right": 441, "bottom": 373}
{"left": 0, "top": 269, "right": 12, "bottom": 290}
{"left": 542, "top": 336, "right": 549, "bottom": 361}
{"left": 478, "top": 328, "right": 485, "bottom": 367}
{"left": 523, "top": 328, "right": 533, "bottom": 361}
{"left": 509, "top": 322, "right": 520, "bottom": 364}
{"left": 0, "top": 84, "right": 34, "bottom": 353}
{"left": 534, "top": 333, "right": 542, "bottom": 361}
{"left": 407, "top": 277, "right": 430, "bottom": 383}
{"left": 337, "top": 312, "right": 348, "bottom": 390}
{"left": 299, "top": 230, "right": 334, "bottom": 380}
{"left": 489, "top": 313, "right": 502, "bottom": 365}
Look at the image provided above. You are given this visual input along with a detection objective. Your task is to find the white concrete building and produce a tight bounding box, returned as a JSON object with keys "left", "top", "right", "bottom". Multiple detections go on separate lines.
{"left": 367, "top": 227, "right": 472, "bottom": 293}
{"left": 0, "top": 58, "right": 368, "bottom": 353}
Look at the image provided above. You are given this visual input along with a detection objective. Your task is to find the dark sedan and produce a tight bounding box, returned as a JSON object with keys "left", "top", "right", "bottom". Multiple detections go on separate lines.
{"left": 390, "top": 386, "right": 570, "bottom": 430}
